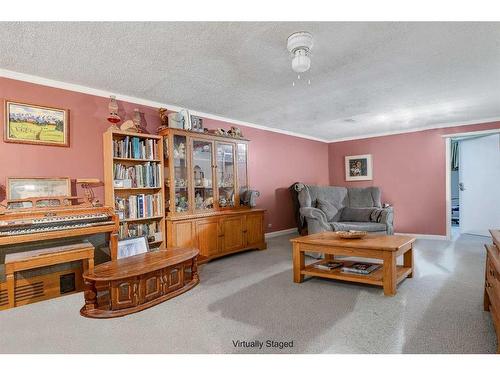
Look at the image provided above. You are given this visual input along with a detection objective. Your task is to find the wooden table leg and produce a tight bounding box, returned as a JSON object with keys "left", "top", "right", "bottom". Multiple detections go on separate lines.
{"left": 383, "top": 252, "right": 397, "bottom": 296}
{"left": 324, "top": 253, "right": 334, "bottom": 261}
{"left": 293, "top": 243, "right": 304, "bottom": 283}
{"left": 83, "top": 279, "right": 97, "bottom": 312}
{"left": 484, "top": 287, "right": 491, "bottom": 311}
{"left": 403, "top": 245, "right": 413, "bottom": 278}
{"left": 6, "top": 271, "right": 15, "bottom": 308}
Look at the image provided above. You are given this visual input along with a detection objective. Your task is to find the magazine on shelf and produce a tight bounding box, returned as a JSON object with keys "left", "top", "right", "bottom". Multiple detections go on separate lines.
{"left": 314, "top": 261, "right": 343, "bottom": 271}
{"left": 341, "top": 262, "right": 381, "bottom": 275}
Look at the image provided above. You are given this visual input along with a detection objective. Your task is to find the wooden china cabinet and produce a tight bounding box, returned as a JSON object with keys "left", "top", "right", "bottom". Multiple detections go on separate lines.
{"left": 159, "top": 128, "right": 266, "bottom": 262}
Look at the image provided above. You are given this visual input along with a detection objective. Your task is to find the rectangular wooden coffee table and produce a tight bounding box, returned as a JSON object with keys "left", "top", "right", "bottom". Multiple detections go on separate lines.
{"left": 290, "top": 232, "right": 416, "bottom": 296}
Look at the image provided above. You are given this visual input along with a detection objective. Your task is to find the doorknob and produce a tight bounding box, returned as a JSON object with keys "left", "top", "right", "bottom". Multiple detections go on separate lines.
{"left": 458, "top": 182, "right": 465, "bottom": 191}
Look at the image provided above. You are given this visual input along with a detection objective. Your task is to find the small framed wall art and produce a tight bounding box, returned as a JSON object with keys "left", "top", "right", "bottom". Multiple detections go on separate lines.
{"left": 4, "top": 100, "right": 70, "bottom": 147}
{"left": 345, "top": 154, "right": 373, "bottom": 181}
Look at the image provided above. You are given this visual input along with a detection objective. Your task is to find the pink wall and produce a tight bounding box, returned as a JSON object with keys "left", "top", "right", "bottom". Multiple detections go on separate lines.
{"left": 202, "top": 118, "right": 330, "bottom": 231}
{"left": 0, "top": 77, "right": 329, "bottom": 232}
{"left": 328, "top": 122, "right": 500, "bottom": 235}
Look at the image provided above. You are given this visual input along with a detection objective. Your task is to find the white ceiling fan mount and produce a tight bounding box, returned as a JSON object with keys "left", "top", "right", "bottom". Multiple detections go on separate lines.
{"left": 287, "top": 31, "right": 313, "bottom": 73}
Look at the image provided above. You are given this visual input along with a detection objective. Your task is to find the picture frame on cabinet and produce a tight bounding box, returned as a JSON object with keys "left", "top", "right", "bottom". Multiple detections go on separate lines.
{"left": 4, "top": 100, "right": 69, "bottom": 147}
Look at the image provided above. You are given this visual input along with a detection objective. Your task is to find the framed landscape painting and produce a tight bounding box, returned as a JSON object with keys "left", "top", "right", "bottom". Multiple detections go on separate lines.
{"left": 4, "top": 100, "right": 69, "bottom": 146}
{"left": 345, "top": 154, "right": 373, "bottom": 181}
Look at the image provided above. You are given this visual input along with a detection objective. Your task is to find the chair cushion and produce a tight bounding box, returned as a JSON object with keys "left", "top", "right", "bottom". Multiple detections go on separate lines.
{"left": 330, "top": 221, "right": 387, "bottom": 232}
{"left": 316, "top": 198, "right": 339, "bottom": 221}
{"left": 347, "top": 187, "right": 382, "bottom": 208}
{"left": 340, "top": 207, "right": 374, "bottom": 222}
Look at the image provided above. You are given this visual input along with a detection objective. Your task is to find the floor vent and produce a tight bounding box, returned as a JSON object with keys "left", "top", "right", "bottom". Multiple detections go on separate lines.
{"left": 0, "top": 290, "right": 8, "bottom": 306}
{"left": 15, "top": 281, "right": 45, "bottom": 302}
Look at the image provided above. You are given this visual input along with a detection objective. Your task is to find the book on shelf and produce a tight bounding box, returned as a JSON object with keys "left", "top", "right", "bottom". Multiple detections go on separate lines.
{"left": 314, "top": 261, "right": 343, "bottom": 271}
{"left": 113, "top": 162, "right": 161, "bottom": 188}
{"left": 113, "top": 135, "right": 158, "bottom": 160}
{"left": 341, "top": 262, "right": 381, "bottom": 275}
{"left": 118, "top": 221, "right": 162, "bottom": 242}
{"left": 115, "top": 192, "right": 162, "bottom": 220}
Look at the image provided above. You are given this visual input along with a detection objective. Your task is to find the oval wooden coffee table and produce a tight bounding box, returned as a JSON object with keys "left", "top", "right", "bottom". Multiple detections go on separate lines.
{"left": 80, "top": 248, "right": 199, "bottom": 318}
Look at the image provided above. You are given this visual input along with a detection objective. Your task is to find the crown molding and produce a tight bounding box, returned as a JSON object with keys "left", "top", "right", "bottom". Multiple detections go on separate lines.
{"left": 327, "top": 117, "right": 500, "bottom": 143}
{"left": 0, "top": 68, "right": 328, "bottom": 143}
{"left": 3, "top": 68, "right": 499, "bottom": 145}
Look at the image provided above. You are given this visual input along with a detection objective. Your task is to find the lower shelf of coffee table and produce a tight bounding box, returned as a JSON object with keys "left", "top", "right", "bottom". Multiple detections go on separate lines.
{"left": 303, "top": 260, "right": 412, "bottom": 286}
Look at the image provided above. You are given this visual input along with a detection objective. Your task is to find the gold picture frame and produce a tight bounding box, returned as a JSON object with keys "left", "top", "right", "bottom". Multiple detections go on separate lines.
{"left": 4, "top": 100, "right": 70, "bottom": 147}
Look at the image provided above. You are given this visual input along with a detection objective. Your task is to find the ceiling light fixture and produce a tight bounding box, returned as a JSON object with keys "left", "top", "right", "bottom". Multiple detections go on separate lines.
{"left": 287, "top": 31, "right": 313, "bottom": 87}
{"left": 287, "top": 31, "right": 313, "bottom": 73}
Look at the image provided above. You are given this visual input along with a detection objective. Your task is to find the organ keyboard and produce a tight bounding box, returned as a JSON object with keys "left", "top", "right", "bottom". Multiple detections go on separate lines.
{"left": 0, "top": 206, "right": 119, "bottom": 259}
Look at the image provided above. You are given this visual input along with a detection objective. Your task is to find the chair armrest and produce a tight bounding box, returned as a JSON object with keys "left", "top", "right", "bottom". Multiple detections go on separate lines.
{"left": 299, "top": 207, "right": 331, "bottom": 232}
{"left": 379, "top": 207, "right": 393, "bottom": 224}
{"left": 378, "top": 207, "right": 394, "bottom": 234}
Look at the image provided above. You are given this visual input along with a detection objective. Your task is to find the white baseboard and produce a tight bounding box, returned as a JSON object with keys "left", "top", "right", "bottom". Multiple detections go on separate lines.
{"left": 395, "top": 232, "right": 448, "bottom": 240}
{"left": 265, "top": 228, "right": 298, "bottom": 239}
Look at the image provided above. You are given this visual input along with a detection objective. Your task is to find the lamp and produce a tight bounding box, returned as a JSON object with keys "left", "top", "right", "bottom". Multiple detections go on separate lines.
{"left": 107, "top": 95, "right": 121, "bottom": 130}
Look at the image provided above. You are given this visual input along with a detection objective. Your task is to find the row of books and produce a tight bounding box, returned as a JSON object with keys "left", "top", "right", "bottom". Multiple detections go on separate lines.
{"left": 113, "top": 136, "right": 158, "bottom": 160}
{"left": 314, "top": 261, "right": 381, "bottom": 275}
{"left": 115, "top": 193, "right": 162, "bottom": 219}
{"left": 118, "top": 221, "right": 162, "bottom": 242}
{"left": 113, "top": 162, "right": 161, "bottom": 188}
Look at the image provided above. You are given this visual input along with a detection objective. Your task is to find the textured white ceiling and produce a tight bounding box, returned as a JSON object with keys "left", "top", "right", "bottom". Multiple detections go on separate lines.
{"left": 1, "top": 22, "right": 500, "bottom": 141}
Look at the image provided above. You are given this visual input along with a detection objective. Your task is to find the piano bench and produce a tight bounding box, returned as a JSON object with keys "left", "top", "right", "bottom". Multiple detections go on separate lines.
{"left": 4, "top": 241, "right": 95, "bottom": 309}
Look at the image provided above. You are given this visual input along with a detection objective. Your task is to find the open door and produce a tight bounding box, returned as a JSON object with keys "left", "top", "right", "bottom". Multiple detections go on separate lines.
{"left": 459, "top": 134, "right": 500, "bottom": 236}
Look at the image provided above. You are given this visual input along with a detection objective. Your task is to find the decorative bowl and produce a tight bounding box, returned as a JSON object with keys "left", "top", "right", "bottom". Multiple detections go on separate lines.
{"left": 335, "top": 230, "right": 368, "bottom": 239}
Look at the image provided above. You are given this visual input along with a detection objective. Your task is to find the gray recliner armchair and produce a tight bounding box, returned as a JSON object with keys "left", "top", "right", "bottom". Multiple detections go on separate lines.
{"left": 294, "top": 183, "right": 394, "bottom": 235}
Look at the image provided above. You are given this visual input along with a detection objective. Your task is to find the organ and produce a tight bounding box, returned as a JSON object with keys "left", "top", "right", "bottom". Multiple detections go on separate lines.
{"left": 0, "top": 202, "right": 119, "bottom": 310}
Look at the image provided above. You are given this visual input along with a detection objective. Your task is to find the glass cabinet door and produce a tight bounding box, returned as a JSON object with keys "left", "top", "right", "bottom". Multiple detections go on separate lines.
{"left": 216, "top": 143, "right": 235, "bottom": 208}
{"left": 192, "top": 139, "right": 215, "bottom": 211}
{"left": 237, "top": 143, "right": 248, "bottom": 197}
{"left": 173, "top": 135, "right": 189, "bottom": 213}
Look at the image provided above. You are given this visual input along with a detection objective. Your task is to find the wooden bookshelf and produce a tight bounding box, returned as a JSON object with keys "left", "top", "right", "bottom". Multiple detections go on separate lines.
{"left": 103, "top": 130, "right": 166, "bottom": 249}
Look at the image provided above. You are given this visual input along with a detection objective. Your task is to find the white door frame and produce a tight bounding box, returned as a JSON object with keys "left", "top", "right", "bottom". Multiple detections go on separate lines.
{"left": 442, "top": 128, "right": 500, "bottom": 240}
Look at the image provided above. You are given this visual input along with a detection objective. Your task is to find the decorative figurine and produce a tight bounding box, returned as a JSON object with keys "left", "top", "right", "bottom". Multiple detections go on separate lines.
{"left": 158, "top": 108, "right": 169, "bottom": 131}
{"left": 204, "top": 197, "right": 214, "bottom": 209}
{"left": 219, "top": 196, "right": 227, "bottom": 207}
{"left": 195, "top": 193, "right": 203, "bottom": 209}
{"left": 120, "top": 108, "right": 141, "bottom": 133}
{"left": 178, "top": 143, "right": 186, "bottom": 159}
{"left": 228, "top": 126, "right": 243, "bottom": 138}
{"left": 194, "top": 165, "right": 203, "bottom": 186}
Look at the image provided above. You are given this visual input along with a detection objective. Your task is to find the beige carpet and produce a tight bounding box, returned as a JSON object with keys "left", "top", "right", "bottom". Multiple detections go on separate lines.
{"left": 0, "top": 232, "right": 496, "bottom": 353}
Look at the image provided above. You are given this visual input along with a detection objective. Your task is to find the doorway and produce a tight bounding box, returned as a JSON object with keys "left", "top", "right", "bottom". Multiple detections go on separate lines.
{"left": 446, "top": 130, "right": 500, "bottom": 238}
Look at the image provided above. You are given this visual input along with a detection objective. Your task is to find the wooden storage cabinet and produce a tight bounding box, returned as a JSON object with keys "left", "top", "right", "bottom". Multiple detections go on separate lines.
{"left": 484, "top": 229, "right": 500, "bottom": 354}
{"left": 246, "top": 213, "right": 265, "bottom": 248}
{"left": 167, "top": 209, "right": 266, "bottom": 261}
{"left": 195, "top": 218, "right": 219, "bottom": 257}
{"left": 221, "top": 215, "right": 245, "bottom": 253}
{"left": 159, "top": 127, "right": 266, "bottom": 261}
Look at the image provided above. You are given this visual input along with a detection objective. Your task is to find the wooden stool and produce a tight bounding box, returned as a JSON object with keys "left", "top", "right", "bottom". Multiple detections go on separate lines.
{"left": 5, "top": 241, "right": 95, "bottom": 308}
